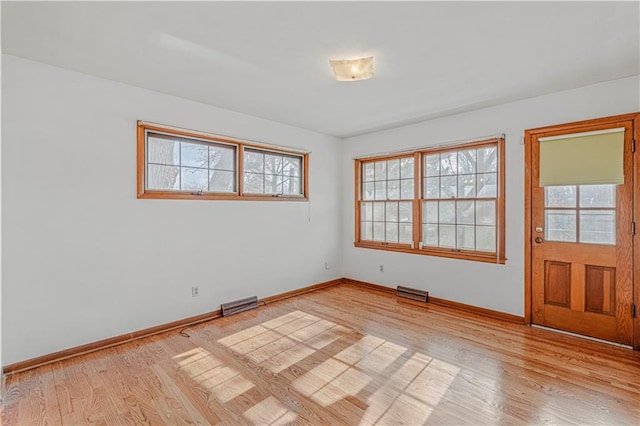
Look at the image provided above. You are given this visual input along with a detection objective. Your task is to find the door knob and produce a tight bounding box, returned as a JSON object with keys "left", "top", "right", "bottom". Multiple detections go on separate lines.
{"left": 535, "top": 237, "right": 543, "bottom": 243}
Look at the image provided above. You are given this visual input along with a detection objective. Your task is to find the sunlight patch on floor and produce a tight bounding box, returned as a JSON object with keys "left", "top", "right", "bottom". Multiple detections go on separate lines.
{"left": 293, "top": 358, "right": 350, "bottom": 396}
{"left": 261, "top": 310, "right": 308, "bottom": 329}
{"left": 334, "top": 334, "right": 386, "bottom": 364}
{"left": 262, "top": 342, "right": 317, "bottom": 374}
{"left": 360, "top": 353, "right": 461, "bottom": 424}
{"left": 217, "top": 324, "right": 270, "bottom": 347}
{"left": 219, "top": 310, "right": 347, "bottom": 374}
{"left": 312, "top": 365, "right": 372, "bottom": 406}
{"left": 174, "top": 347, "right": 255, "bottom": 403}
{"left": 355, "top": 340, "right": 408, "bottom": 373}
{"left": 243, "top": 396, "right": 297, "bottom": 425}
{"left": 209, "top": 310, "right": 462, "bottom": 422}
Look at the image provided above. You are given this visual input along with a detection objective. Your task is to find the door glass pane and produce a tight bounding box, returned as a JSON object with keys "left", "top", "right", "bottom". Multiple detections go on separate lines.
{"left": 580, "top": 210, "right": 615, "bottom": 245}
{"left": 545, "top": 186, "right": 576, "bottom": 208}
{"left": 579, "top": 185, "right": 615, "bottom": 208}
{"left": 546, "top": 210, "right": 577, "bottom": 242}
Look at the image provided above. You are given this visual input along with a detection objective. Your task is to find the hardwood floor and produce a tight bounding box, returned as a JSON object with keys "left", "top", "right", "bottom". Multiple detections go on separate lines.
{"left": 3, "top": 284, "right": 640, "bottom": 425}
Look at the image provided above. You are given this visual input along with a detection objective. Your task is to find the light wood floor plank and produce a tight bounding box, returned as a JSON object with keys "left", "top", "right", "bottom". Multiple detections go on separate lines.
{"left": 3, "top": 284, "right": 640, "bottom": 425}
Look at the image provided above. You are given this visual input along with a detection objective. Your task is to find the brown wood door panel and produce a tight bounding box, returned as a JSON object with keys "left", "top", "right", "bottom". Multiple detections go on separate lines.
{"left": 528, "top": 117, "right": 635, "bottom": 346}
{"left": 541, "top": 306, "right": 619, "bottom": 342}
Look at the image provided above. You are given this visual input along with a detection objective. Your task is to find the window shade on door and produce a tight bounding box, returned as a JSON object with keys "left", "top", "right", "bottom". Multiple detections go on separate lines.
{"left": 538, "top": 128, "right": 625, "bottom": 187}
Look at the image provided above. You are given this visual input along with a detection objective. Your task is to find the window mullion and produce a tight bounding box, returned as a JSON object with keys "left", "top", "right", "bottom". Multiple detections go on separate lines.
{"left": 413, "top": 151, "right": 421, "bottom": 249}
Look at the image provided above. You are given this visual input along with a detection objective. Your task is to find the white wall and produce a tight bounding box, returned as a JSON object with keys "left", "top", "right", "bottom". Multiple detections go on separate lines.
{"left": 1, "top": 55, "right": 343, "bottom": 365}
{"left": 342, "top": 75, "right": 640, "bottom": 316}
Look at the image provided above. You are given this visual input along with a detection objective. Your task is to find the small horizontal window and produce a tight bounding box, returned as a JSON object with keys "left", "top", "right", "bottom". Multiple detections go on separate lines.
{"left": 137, "top": 122, "right": 308, "bottom": 201}
{"left": 243, "top": 148, "right": 303, "bottom": 196}
{"left": 146, "top": 133, "right": 237, "bottom": 193}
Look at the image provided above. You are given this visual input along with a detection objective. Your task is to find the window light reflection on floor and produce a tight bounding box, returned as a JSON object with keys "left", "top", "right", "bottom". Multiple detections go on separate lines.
{"left": 172, "top": 309, "right": 462, "bottom": 424}
{"left": 243, "top": 396, "right": 298, "bottom": 425}
{"left": 173, "top": 347, "right": 255, "bottom": 403}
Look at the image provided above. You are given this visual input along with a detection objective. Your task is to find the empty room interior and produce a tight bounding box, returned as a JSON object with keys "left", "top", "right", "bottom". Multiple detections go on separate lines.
{"left": 2, "top": 1, "right": 640, "bottom": 425}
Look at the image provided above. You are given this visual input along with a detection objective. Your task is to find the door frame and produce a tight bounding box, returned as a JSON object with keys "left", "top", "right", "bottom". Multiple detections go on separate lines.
{"left": 524, "top": 112, "right": 640, "bottom": 350}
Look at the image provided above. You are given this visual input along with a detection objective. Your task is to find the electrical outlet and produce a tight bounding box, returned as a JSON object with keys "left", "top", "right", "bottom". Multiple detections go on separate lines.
{"left": 192, "top": 286, "right": 199, "bottom": 297}
{"left": 379, "top": 264, "right": 384, "bottom": 272}
{"left": 325, "top": 261, "right": 330, "bottom": 270}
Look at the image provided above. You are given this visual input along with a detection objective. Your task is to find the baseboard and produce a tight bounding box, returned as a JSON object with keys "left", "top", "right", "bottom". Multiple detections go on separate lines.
{"left": 4, "top": 277, "right": 523, "bottom": 374}
{"left": 3, "top": 278, "right": 343, "bottom": 375}
{"left": 260, "top": 279, "right": 342, "bottom": 305}
{"left": 343, "top": 278, "right": 524, "bottom": 324}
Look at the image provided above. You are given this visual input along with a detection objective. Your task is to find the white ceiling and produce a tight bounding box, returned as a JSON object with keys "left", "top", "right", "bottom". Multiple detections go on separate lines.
{"left": 2, "top": 1, "right": 639, "bottom": 138}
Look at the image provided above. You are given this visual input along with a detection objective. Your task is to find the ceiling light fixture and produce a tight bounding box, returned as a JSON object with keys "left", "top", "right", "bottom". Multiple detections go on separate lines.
{"left": 329, "top": 56, "right": 374, "bottom": 82}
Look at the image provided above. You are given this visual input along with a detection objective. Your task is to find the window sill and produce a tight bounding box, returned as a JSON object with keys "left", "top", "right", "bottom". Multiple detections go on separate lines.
{"left": 138, "top": 191, "right": 308, "bottom": 202}
{"left": 354, "top": 242, "right": 506, "bottom": 264}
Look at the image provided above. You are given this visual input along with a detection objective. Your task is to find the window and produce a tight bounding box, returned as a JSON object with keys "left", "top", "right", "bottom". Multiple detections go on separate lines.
{"left": 544, "top": 185, "right": 616, "bottom": 245}
{"left": 360, "top": 156, "right": 415, "bottom": 244}
{"left": 243, "top": 148, "right": 303, "bottom": 196}
{"left": 137, "top": 122, "right": 308, "bottom": 200}
{"left": 355, "top": 138, "right": 505, "bottom": 264}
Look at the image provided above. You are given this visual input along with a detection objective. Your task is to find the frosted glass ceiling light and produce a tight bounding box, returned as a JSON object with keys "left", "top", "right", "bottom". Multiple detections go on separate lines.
{"left": 329, "top": 56, "right": 374, "bottom": 81}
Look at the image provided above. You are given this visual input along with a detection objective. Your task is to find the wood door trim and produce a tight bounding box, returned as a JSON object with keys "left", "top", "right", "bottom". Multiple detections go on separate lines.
{"left": 524, "top": 112, "right": 640, "bottom": 350}
{"left": 635, "top": 114, "right": 640, "bottom": 350}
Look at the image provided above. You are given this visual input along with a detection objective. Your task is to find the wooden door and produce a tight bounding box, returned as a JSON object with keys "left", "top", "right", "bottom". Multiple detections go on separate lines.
{"left": 529, "top": 118, "right": 635, "bottom": 345}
